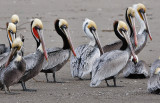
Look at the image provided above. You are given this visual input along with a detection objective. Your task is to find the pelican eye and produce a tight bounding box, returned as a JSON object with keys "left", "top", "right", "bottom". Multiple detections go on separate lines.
{"left": 9, "top": 30, "right": 14, "bottom": 34}
{"left": 139, "top": 8, "right": 145, "bottom": 13}
{"left": 89, "top": 26, "right": 96, "bottom": 32}
{"left": 35, "top": 26, "right": 41, "bottom": 30}
{"left": 119, "top": 28, "right": 127, "bottom": 34}
{"left": 61, "top": 25, "right": 68, "bottom": 29}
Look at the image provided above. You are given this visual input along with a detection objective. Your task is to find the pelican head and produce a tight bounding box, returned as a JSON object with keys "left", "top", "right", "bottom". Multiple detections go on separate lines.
{"left": 133, "top": 3, "right": 152, "bottom": 40}
{"left": 155, "top": 68, "right": 160, "bottom": 75}
{"left": 11, "top": 14, "right": 19, "bottom": 25}
{"left": 7, "top": 22, "right": 16, "bottom": 48}
{"left": 31, "top": 18, "right": 48, "bottom": 61}
{"left": 5, "top": 37, "right": 23, "bottom": 67}
{"left": 83, "top": 18, "right": 103, "bottom": 54}
{"left": 126, "top": 7, "right": 137, "bottom": 46}
{"left": 114, "top": 21, "right": 137, "bottom": 62}
{"left": 55, "top": 19, "right": 76, "bottom": 56}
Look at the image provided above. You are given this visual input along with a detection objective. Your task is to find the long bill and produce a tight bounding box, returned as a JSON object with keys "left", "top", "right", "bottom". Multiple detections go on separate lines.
{"left": 142, "top": 13, "right": 152, "bottom": 40}
{"left": 5, "top": 48, "right": 18, "bottom": 67}
{"left": 131, "top": 17, "right": 138, "bottom": 47}
{"left": 63, "top": 28, "right": 76, "bottom": 57}
{"left": 38, "top": 30, "right": 48, "bottom": 61}
{"left": 92, "top": 31, "right": 104, "bottom": 55}
{"left": 122, "top": 31, "right": 137, "bottom": 62}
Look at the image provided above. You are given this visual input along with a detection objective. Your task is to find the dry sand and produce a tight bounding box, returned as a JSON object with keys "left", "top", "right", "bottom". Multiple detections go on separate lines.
{"left": 0, "top": 0, "right": 160, "bottom": 103}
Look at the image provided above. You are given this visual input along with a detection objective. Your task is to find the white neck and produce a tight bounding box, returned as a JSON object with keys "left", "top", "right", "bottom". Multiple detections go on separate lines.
{"left": 15, "top": 54, "right": 22, "bottom": 62}
{"left": 89, "top": 39, "right": 96, "bottom": 46}
{"left": 135, "top": 12, "right": 146, "bottom": 35}
{"left": 38, "top": 43, "right": 43, "bottom": 52}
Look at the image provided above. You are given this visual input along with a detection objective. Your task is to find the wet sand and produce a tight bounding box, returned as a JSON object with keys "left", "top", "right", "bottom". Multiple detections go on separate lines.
{"left": 0, "top": 0, "right": 160, "bottom": 103}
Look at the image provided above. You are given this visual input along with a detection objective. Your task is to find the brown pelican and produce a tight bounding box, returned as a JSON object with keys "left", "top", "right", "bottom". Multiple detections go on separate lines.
{"left": 19, "top": 18, "right": 48, "bottom": 91}
{"left": 70, "top": 18, "right": 104, "bottom": 79}
{"left": 41, "top": 19, "right": 76, "bottom": 83}
{"left": 90, "top": 21, "right": 137, "bottom": 87}
{"left": 132, "top": 3, "right": 152, "bottom": 54}
{"left": 0, "top": 23, "right": 17, "bottom": 67}
{"left": 0, "top": 15, "right": 18, "bottom": 54}
{"left": 123, "top": 55, "right": 148, "bottom": 78}
{"left": 148, "top": 58, "right": 160, "bottom": 94}
{"left": 103, "top": 7, "right": 137, "bottom": 53}
{"left": 0, "top": 37, "right": 26, "bottom": 94}
{"left": 123, "top": 3, "right": 152, "bottom": 78}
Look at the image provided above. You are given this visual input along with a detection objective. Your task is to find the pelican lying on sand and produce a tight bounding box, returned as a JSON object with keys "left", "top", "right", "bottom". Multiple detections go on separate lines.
{"left": 90, "top": 21, "right": 137, "bottom": 87}
{"left": 70, "top": 18, "right": 103, "bottom": 79}
{"left": 148, "top": 57, "right": 160, "bottom": 94}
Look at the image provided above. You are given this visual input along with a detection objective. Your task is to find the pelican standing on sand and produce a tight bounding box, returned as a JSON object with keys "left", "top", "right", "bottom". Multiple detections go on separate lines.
{"left": 90, "top": 21, "right": 137, "bottom": 87}
{"left": 0, "top": 37, "right": 26, "bottom": 94}
{"left": 41, "top": 19, "right": 76, "bottom": 83}
{"left": 19, "top": 18, "right": 48, "bottom": 91}
{"left": 148, "top": 57, "right": 160, "bottom": 94}
{"left": 70, "top": 18, "right": 104, "bottom": 79}
{"left": 123, "top": 3, "right": 152, "bottom": 78}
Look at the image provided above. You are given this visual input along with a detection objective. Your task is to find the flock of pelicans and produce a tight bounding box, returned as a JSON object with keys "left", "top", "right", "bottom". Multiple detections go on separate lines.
{"left": 0, "top": 3, "right": 159, "bottom": 95}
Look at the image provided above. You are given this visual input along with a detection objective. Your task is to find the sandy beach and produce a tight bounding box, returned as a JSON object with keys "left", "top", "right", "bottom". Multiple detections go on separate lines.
{"left": 0, "top": 0, "right": 160, "bottom": 103}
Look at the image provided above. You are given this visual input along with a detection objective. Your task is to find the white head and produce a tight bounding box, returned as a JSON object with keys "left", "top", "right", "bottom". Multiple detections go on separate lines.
{"left": 11, "top": 14, "right": 19, "bottom": 25}
{"left": 82, "top": 18, "right": 104, "bottom": 54}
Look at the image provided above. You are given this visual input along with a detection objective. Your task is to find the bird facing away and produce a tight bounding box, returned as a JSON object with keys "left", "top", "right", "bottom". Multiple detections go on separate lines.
{"left": 90, "top": 21, "right": 137, "bottom": 87}
{"left": 19, "top": 18, "right": 48, "bottom": 92}
{"left": 70, "top": 18, "right": 104, "bottom": 79}
{"left": 41, "top": 19, "right": 76, "bottom": 83}
{"left": 148, "top": 58, "right": 160, "bottom": 94}
{"left": 0, "top": 37, "right": 26, "bottom": 94}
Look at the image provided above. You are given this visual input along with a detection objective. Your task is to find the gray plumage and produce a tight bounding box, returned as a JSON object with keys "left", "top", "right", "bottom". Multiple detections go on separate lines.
{"left": 147, "top": 59, "right": 160, "bottom": 94}
{"left": 0, "top": 53, "right": 26, "bottom": 93}
{"left": 70, "top": 44, "right": 100, "bottom": 79}
{"left": 19, "top": 49, "right": 44, "bottom": 82}
{"left": 90, "top": 49, "right": 130, "bottom": 87}
{"left": 0, "top": 52, "right": 10, "bottom": 68}
{"left": 103, "top": 30, "right": 148, "bottom": 55}
{"left": 41, "top": 47, "right": 70, "bottom": 82}
{"left": 123, "top": 60, "right": 149, "bottom": 78}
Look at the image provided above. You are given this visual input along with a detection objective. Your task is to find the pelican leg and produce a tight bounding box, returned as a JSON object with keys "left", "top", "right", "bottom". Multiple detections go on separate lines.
{"left": 53, "top": 72, "right": 56, "bottom": 83}
{"left": 113, "top": 77, "right": 116, "bottom": 87}
{"left": 105, "top": 79, "right": 110, "bottom": 87}
{"left": 45, "top": 73, "right": 50, "bottom": 83}
{"left": 4, "top": 85, "right": 17, "bottom": 95}
{"left": 21, "top": 81, "right": 37, "bottom": 92}
{"left": 90, "top": 72, "right": 92, "bottom": 80}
